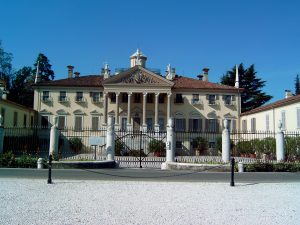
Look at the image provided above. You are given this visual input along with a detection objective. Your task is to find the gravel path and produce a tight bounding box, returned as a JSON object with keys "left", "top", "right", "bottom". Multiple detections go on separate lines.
{"left": 0, "top": 178, "right": 299, "bottom": 225}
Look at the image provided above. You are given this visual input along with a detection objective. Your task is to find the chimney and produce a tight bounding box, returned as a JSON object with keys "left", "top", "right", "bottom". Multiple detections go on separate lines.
{"left": 285, "top": 90, "right": 293, "bottom": 99}
{"left": 67, "top": 65, "right": 74, "bottom": 78}
{"left": 0, "top": 80, "right": 8, "bottom": 100}
{"left": 74, "top": 72, "right": 80, "bottom": 78}
{"left": 203, "top": 68, "right": 209, "bottom": 82}
{"left": 197, "top": 74, "right": 203, "bottom": 80}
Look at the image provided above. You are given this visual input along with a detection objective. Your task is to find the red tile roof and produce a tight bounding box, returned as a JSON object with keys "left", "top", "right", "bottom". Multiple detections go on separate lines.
{"left": 241, "top": 94, "right": 300, "bottom": 116}
{"left": 172, "top": 76, "right": 239, "bottom": 92}
{"left": 32, "top": 75, "right": 103, "bottom": 87}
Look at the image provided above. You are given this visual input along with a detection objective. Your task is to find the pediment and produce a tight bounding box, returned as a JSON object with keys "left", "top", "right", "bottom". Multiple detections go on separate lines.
{"left": 40, "top": 109, "right": 52, "bottom": 114}
{"left": 90, "top": 110, "right": 103, "bottom": 115}
{"left": 207, "top": 111, "right": 217, "bottom": 118}
{"left": 103, "top": 66, "right": 173, "bottom": 87}
{"left": 73, "top": 109, "right": 85, "bottom": 115}
{"left": 56, "top": 109, "right": 68, "bottom": 115}
{"left": 224, "top": 113, "right": 236, "bottom": 119}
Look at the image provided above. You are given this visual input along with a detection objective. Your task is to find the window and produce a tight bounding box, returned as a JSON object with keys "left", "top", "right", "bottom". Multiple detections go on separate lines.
{"left": 281, "top": 111, "right": 286, "bottom": 130}
{"left": 224, "top": 95, "right": 233, "bottom": 105}
{"left": 92, "top": 116, "right": 99, "bottom": 131}
{"left": 23, "top": 114, "right": 27, "bottom": 127}
{"left": 92, "top": 92, "right": 101, "bottom": 103}
{"left": 159, "top": 118, "right": 164, "bottom": 130}
{"left": 242, "top": 120, "right": 247, "bottom": 131}
{"left": 1, "top": 108, "right": 5, "bottom": 125}
{"left": 75, "top": 116, "right": 83, "bottom": 131}
{"left": 297, "top": 108, "right": 300, "bottom": 129}
{"left": 158, "top": 94, "right": 165, "bottom": 104}
{"left": 208, "top": 95, "right": 216, "bottom": 105}
{"left": 42, "top": 91, "right": 50, "bottom": 101}
{"left": 134, "top": 93, "right": 141, "bottom": 103}
{"left": 122, "top": 93, "right": 128, "bottom": 103}
{"left": 110, "top": 93, "right": 116, "bottom": 103}
{"left": 13, "top": 112, "right": 18, "bottom": 127}
{"left": 189, "top": 119, "right": 202, "bottom": 131}
{"left": 192, "top": 94, "right": 200, "bottom": 104}
{"left": 206, "top": 119, "right": 218, "bottom": 132}
{"left": 146, "top": 118, "right": 153, "bottom": 130}
{"left": 76, "top": 92, "right": 83, "bottom": 102}
{"left": 57, "top": 116, "right": 66, "bottom": 130}
{"left": 59, "top": 91, "right": 67, "bottom": 102}
{"left": 147, "top": 94, "right": 154, "bottom": 103}
{"left": 121, "top": 118, "right": 127, "bottom": 131}
{"left": 226, "top": 119, "right": 236, "bottom": 131}
{"left": 175, "top": 118, "right": 186, "bottom": 131}
{"left": 41, "top": 116, "right": 49, "bottom": 128}
{"left": 266, "top": 114, "right": 270, "bottom": 131}
{"left": 174, "top": 94, "right": 184, "bottom": 104}
{"left": 251, "top": 118, "right": 256, "bottom": 132}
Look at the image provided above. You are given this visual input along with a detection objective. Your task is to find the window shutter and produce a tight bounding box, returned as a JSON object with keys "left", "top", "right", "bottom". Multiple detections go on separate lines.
{"left": 206, "top": 94, "right": 209, "bottom": 100}
{"left": 89, "top": 92, "right": 93, "bottom": 97}
{"left": 222, "top": 95, "right": 225, "bottom": 100}
{"left": 215, "top": 94, "right": 219, "bottom": 100}
{"left": 297, "top": 108, "right": 300, "bottom": 128}
{"left": 232, "top": 120, "right": 236, "bottom": 131}
{"left": 205, "top": 119, "right": 209, "bottom": 132}
{"left": 216, "top": 119, "right": 219, "bottom": 132}
{"left": 189, "top": 119, "right": 193, "bottom": 131}
{"left": 231, "top": 95, "right": 236, "bottom": 101}
{"left": 198, "top": 119, "right": 202, "bottom": 132}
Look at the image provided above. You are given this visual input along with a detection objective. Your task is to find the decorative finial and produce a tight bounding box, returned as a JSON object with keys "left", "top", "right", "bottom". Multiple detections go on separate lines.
{"left": 34, "top": 61, "right": 40, "bottom": 83}
{"left": 235, "top": 64, "right": 239, "bottom": 88}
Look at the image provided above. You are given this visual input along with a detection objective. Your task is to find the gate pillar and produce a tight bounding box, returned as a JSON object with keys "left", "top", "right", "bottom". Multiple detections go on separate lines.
{"left": 106, "top": 116, "right": 115, "bottom": 161}
{"left": 166, "top": 118, "right": 175, "bottom": 162}
{"left": 222, "top": 119, "right": 230, "bottom": 163}
{"left": 0, "top": 115, "right": 4, "bottom": 154}
{"left": 276, "top": 121, "right": 285, "bottom": 162}
{"left": 49, "top": 116, "right": 59, "bottom": 156}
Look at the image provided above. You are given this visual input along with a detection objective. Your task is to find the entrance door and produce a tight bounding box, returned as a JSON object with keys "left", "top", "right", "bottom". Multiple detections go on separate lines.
{"left": 133, "top": 117, "right": 140, "bottom": 131}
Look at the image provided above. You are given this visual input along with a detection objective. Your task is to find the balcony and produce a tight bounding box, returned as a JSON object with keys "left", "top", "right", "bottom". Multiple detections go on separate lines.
{"left": 191, "top": 99, "right": 202, "bottom": 105}
{"left": 58, "top": 96, "right": 69, "bottom": 103}
{"left": 92, "top": 97, "right": 103, "bottom": 104}
{"left": 75, "top": 97, "right": 86, "bottom": 103}
{"left": 42, "top": 96, "right": 52, "bottom": 103}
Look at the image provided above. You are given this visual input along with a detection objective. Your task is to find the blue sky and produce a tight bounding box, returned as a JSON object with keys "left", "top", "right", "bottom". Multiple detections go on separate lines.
{"left": 1, "top": 0, "right": 300, "bottom": 102}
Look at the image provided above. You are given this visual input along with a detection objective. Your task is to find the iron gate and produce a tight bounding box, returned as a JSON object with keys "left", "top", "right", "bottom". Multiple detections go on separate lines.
{"left": 115, "top": 130, "right": 167, "bottom": 168}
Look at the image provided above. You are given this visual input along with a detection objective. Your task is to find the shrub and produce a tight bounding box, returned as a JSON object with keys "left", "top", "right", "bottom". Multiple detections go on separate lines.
{"left": 68, "top": 138, "right": 83, "bottom": 152}
{"left": 0, "top": 151, "right": 16, "bottom": 167}
{"left": 148, "top": 139, "right": 166, "bottom": 156}
{"left": 244, "top": 162, "right": 300, "bottom": 172}
{"left": 15, "top": 155, "right": 39, "bottom": 168}
{"left": 115, "top": 140, "right": 124, "bottom": 156}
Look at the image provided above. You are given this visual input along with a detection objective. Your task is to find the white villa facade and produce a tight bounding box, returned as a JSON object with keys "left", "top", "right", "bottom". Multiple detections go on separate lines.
{"left": 240, "top": 91, "right": 300, "bottom": 132}
{"left": 33, "top": 50, "right": 241, "bottom": 133}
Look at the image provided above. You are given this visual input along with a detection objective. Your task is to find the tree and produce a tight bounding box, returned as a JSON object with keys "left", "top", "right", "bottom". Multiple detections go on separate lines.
{"left": 295, "top": 74, "right": 300, "bottom": 95}
{"left": 32, "top": 53, "right": 54, "bottom": 81}
{"left": 220, "top": 63, "right": 272, "bottom": 112}
{"left": 0, "top": 41, "right": 13, "bottom": 90}
{"left": 9, "top": 66, "right": 34, "bottom": 107}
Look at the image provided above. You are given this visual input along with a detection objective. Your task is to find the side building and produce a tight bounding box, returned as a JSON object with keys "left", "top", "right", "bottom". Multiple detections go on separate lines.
{"left": 240, "top": 90, "right": 300, "bottom": 132}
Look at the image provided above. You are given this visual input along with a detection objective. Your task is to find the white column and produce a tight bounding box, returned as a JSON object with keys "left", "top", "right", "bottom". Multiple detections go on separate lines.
{"left": 276, "top": 121, "right": 285, "bottom": 162}
{"left": 222, "top": 119, "right": 230, "bottom": 163}
{"left": 142, "top": 92, "right": 147, "bottom": 132}
{"left": 154, "top": 93, "right": 160, "bottom": 131}
{"left": 166, "top": 118, "right": 175, "bottom": 162}
{"left": 115, "top": 93, "right": 119, "bottom": 124}
{"left": 103, "top": 92, "right": 108, "bottom": 125}
{"left": 49, "top": 116, "right": 59, "bottom": 156}
{"left": 106, "top": 116, "right": 115, "bottom": 161}
{"left": 167, "top": 93, "right": 172, "bottom": 122}
{"left": 127, "top": 92, "right": 132, "bottom": 131}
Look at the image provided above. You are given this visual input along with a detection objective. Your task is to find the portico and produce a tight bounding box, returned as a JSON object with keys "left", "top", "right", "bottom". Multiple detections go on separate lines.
{"left": 102, "top": 66, "right": 173, "bottom": 131}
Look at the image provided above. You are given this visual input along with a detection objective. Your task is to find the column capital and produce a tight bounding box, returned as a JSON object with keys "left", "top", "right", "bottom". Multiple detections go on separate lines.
{"left": 115, "top": 92, "right": 120, "bottom": 96}
{"left": 167, "top": 93, "right": 172, "bottom": 97}
{"left": 155, "top": 92, "right": 160, "bottom": 97}
{"left": 143, "top": 92, "right": 148, "bottom": 96}
{"left": 103, "top": 91, "right": 108, "bottom": 96}
{"left": 127, "top": 92, "right": 132, "bottom": 97}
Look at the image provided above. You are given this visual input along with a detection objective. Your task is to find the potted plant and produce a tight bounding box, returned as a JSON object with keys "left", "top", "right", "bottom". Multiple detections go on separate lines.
{"left": 193, "top": 137, "right": 208, "bottom": 156}
{"left": 148, "top": 139, "right": 166, "bottom": 157}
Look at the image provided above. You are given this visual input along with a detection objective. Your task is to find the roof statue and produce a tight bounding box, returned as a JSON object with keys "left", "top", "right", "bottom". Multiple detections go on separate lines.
{"left": 34, "top": 61, "right": 41, "bottom": 84}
